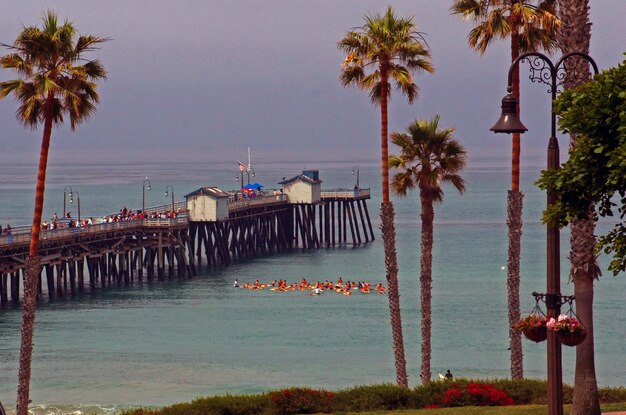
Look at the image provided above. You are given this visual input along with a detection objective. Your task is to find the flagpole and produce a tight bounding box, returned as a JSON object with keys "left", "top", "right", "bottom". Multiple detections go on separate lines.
{"left": 247, "top": 147, "right": 252, "bottom": 185}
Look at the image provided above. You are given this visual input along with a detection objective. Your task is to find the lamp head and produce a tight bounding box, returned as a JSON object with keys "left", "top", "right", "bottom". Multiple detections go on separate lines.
{"left": 69, "top": 197, "right": 74, "bottom": 204}
{"left": 490, "top": 91, "right": 528, "bottom": 134}
{"left": 164, "top": 191, "right": 169, "bottom": 197}
{"left": 147, "top": 184, "right": 151, "bottom": 191}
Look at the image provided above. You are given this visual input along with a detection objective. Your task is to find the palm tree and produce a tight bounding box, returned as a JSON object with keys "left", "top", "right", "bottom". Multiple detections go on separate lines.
{"left": 389, "top": 115, "right": 467, "bottom": 384}
{"left": 556, "top": 1, "right": 601, "bottom": 414}
{"left": 450, "top": 0, "right": 560, "bottom": 379}
{"left": 338, "top": 6, "right": 433, "bottom": 387}
{"left": 0, "top": 11, "right": 107, "bottom": 415}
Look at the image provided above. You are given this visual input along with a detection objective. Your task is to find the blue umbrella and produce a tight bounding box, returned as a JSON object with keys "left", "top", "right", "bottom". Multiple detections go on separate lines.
{"left": 243, "top": 183, "right": 264, "bottom": 190}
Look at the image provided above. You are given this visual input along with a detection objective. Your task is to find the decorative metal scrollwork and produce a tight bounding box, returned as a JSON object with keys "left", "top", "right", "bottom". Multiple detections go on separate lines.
{"left": 521, "top": 54, "right": 594, "bottom": 94}
{"left": 522, "top": 55, "right": 553, "bottom": 92}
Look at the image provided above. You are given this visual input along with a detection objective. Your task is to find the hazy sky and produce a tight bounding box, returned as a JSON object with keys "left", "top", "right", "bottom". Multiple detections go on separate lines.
{"left": 1, "top": 1, "right": 625, "bottom": 165}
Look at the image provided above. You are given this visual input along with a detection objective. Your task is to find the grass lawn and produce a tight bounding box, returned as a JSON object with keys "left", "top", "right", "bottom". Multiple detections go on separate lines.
{"left": 333, "top": 402, "right": 626, "bottom": 414}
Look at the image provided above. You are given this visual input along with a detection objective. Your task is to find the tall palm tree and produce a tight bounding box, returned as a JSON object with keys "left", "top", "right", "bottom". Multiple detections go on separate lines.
{"left": 389, "top": 115, "right": 467, "bottom": 384}
{"left": 450, "top": 0, "right": 560, "bottom": 379}
{"left": 557, "top": 1, "right": 601, "bottom": 414}
{"left": 0, "top": 11, "right": 107, "bottom": 415}
{"left": 338, "top": 6, "right": 433, "bottom": 387}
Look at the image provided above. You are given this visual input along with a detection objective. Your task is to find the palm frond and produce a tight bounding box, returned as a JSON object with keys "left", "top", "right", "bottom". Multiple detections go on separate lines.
{"left": 389, "top": 115, "right": 467, "bottom": 201}
{"left": 337, "top": 6, "right": 432, "bottom": 108}
{"left": 1, "top": 10, "right": 107, "bottom": 129}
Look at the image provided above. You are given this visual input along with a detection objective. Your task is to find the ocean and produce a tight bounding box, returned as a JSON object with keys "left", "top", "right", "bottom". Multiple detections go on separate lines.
{"left": 1, "top": 156, "right": 625, "bottom": 414}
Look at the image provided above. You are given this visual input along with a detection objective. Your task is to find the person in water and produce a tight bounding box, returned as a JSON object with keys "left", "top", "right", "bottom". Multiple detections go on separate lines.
{"left": 445, "top": 369, "right": 453, "bottom": 380}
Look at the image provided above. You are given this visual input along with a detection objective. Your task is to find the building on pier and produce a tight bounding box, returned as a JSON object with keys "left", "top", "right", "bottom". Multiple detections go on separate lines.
{"left": 278, "top": 170, "right": 322, "bottom": 204}
{"left": 185, "top": 187, "right": 231, "bottom": 222}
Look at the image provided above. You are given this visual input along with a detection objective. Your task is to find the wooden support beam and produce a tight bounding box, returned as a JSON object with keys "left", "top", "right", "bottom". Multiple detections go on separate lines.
{"left": 363, "top": 199, "right": 375, "bottom": 241}
{"left": 68, "top": 259, "right": 77, "bottom": 296}
{"left": 0, "top": 274, "right": 7, "bottom": 307}
{"left": 11, "top": 272, "right": 20, "bottom": 305}
{"left": 349, "top": 201, "right": 361, "bottom": 245}
{"left": 356, "top": 200, "right": 369, "bottom": 243}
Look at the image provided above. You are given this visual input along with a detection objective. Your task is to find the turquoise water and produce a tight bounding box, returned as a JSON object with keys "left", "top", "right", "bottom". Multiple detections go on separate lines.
{"left": 1, "top": 157, "right": 625, "bottom": 414}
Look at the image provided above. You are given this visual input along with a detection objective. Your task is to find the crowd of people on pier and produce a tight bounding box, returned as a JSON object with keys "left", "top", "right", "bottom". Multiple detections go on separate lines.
{"left": 234, "top": 277, "right": 387, "bottom": 295}
{"left": 0, "top": 224, "right": 12, "bottom": 236}
{"left": 39, "top": 206, "right": 183, "bottom": 230}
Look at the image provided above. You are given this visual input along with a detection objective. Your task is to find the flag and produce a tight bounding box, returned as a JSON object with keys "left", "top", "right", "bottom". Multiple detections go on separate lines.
{"left": 238, "top": 161, "right": 245, "bottom": 172}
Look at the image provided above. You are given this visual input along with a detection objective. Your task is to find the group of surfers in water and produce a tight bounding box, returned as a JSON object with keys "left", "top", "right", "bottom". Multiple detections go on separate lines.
{"left": 234, "top": 277, "right": 387, "bottom": 295}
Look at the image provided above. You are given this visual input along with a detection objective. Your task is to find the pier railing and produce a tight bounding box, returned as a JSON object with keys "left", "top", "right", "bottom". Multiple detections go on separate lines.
{"left": 321, "top": 188, "right": 371, "bottom": 199}
{"left": 228, "top": 193, "right": 288, "bottom": 212}
{"left": 0, "top": 217, "right": 189, "bottom": 247}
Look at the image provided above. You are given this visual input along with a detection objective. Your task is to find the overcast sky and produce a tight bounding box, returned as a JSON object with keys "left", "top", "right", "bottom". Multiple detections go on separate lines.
{"left": 1, "top": 1, "right": 625, "bottom": 165}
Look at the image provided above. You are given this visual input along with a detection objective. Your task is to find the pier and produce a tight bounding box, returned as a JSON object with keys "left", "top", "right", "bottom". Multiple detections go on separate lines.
{"left": 0, "top": 172, "right": 374, "bottom": 307}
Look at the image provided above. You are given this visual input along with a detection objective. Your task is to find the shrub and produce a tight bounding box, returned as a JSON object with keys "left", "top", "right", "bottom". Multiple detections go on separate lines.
{"left": 332, "top": 384, "right": 419, "bottom": 412}
{"left": 126, "top": 394, "right": 271, "bottom": 415}
{"left": 599, "top": 387, "right": 626, "bottom": 403}
{"left": 491, "top": 379, "right": 550, "bottom": 404}
{"left": 122, "top": 379, "right": 626, "bottom": 415}
{"left": 269, "top": 388, "right": 334, "bottom": 415}
{"left": 434, "top": 382, "right": 515, "bottom": 407}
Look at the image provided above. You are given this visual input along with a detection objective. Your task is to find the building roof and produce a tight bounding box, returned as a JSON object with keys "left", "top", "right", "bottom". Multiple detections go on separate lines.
{"left": 278, "top": 174, "right": 322, "bottom": 185}
{"left": 184, "top": 187, "right": 232, "bottom": 199}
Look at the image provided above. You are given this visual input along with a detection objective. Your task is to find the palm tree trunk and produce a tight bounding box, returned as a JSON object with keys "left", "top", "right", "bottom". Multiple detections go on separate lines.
{"left": 379, "top": 65, "right": 407, "bottom": 387}
{"left": 570, "top": 216, "right": 601, "bottom": 415}
{"left": 507, "top": 190, "right": 523, "bottom": 379}
{"left": 16, "top": 94, "right": 53, "bottom": 415}
{"left": 557, "top": 1, "right": 600, "bottom": 413}
{"left": 419, "top": 194, "right": 434, "bottom": 384}
{"left": 381, "top": 202, "right": 407, "bottom": 387}
{"left": 507, "top": 26, "right": 524, "bottom": 380}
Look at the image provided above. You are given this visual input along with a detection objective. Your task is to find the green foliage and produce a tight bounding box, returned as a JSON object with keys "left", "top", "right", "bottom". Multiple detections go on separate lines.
{"left": 449, "top": 0, "right": 560, "bottom": 54}
{"left": 332, "top": 384, "right": 420, "bottom": 411}
{"left": 388, "top": 115, "right": 467, "bottom": 201}
{"left": 337, "top": 6, "right": 434, "bottom": 105}
{"left": 121, "top": 380, "right": 626, "bottom": 415}
{"left": 536, "top": 56, "right": 626, "bottom": 274}
{"left": 269, "top": 388, "right": 334, "bottom": 415}
{"left": 0, "top": 10, "right": 107, "bottom": 130}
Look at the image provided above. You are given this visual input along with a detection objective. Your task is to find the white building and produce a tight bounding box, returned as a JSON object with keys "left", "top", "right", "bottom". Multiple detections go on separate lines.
{"left": 184, "top": 187, "right": 232, "bottom": 221}
{"left": 278, "top": 170, "right": 322, "bottom": 204}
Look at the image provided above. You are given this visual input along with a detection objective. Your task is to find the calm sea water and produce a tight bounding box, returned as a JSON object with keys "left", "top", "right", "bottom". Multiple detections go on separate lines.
{"left": 1, "top": 156, "right": 625, "bottom": 414}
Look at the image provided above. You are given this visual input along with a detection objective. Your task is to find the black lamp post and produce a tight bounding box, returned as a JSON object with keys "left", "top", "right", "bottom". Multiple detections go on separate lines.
{"left": 142, "top": 177, "right": 152, "bottom": 214}
{"left": 236, "top": 165, "right": 255, "bottom": 188}
{"left": 491, "top": 51, "right": 598, "bottom": 415}
{"left": 164, "top": 185, "right": 175, "bottom": 213}
{"left": 352, "top": 165, "right": 360, "bottom": 189}
{"left": 63, "top": 186, "right": 73, "bottom": 218}
{"left": 69, "top": 190, "right": 81, "bottom": 222}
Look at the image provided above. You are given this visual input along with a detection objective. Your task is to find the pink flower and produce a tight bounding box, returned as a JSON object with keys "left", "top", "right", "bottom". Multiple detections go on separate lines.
{"left": 546, "top": 317, "right": 556, "bottom": 329}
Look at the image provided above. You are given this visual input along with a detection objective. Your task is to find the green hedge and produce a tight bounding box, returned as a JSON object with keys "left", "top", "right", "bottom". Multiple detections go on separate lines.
{"left": 123, "top": 380, "right": 626, "bottom": 415}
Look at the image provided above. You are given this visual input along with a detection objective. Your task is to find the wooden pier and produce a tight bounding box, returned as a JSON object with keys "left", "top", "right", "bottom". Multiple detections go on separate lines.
{"left": 0, "top": 184, "right": 374, "bottom": 307}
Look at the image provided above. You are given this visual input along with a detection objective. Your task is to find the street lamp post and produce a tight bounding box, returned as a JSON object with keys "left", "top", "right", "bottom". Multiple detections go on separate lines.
{"left": 164, "top": 185, "right": 175, "bottom": 213}
{"left": 69, "top": 190, "right": 81, "bottom": 223}
{"left": 63, "top": 186, "right": 73, "bottom": 218}
{"left": 142, "top": 177, "right": 152, "bottom": 214}
{"left": 491, "top": 51, "right": 598, "bottom": 415}
{"left": 351, "top": 165, "right": 360, "bottom": 189}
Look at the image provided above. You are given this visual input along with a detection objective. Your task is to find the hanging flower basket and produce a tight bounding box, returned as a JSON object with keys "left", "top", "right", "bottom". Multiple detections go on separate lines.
{"left": 512, "top": 314, "right": 547, "bottom": 343}
{"left": 522, "top": 326, "right": 548, "bottom": 343}
{"left": 547, "top": 314, "right": 587, "bottom": 347}
{"left": 557, "top": 329, "right": 587, "bottom": 346}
